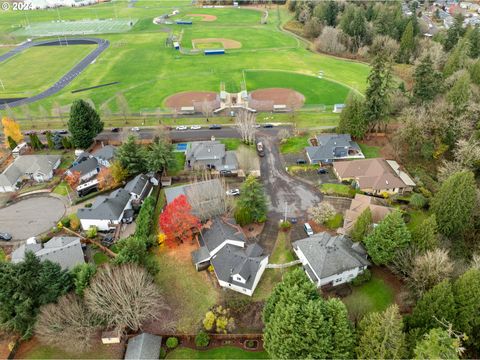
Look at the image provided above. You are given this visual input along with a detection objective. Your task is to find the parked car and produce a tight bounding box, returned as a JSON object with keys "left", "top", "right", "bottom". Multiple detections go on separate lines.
{"left": 40, "top": 130, "right": 49, "bottom": 134}
{"left": 57, "top": 129, "right": 68, "bottom": 134}
{"left": 317, "top": 168, "right": 328, "bottom": 174}
{"left": 23, "top": 130, "right": 36, "bottom": 135}
{"left": 190, "top": 125, "right": 202, "bottom": 130}
{"left": 296, "top": 159, "right": 307, "bottom": 165}
{"left": 256, "top": 142, "right": 265, "bottom": 157}
{"left": 263, "top": 123, "right": 274, "bottom": 128}
{"left": 111, "top": 127, "right": 120, "bottom": 132}
{"left": 303, "top": 223, "right": 314, "bottom": 237}
{"left": 131, "top": 127, "right": 140, "bottom": 132}
{"left": 101, "top": 234, "right": 115, "bottom": 247}
{"left": 289, "top": 217, "right": 298, "bottom": 224}
{"left": 0, "top": 233, "right": 12, "bottom": 241}
{"left": 253, "top": 124, "right": 261, "bottom": 128}
{"left": 209, "top": 124, "right": 222, "bottom": 130}
{"left": 175, "top": 125, "right": 187, "bottom": 130}
{"left": 226, "top": 188, "right": 240, "bottom": 196}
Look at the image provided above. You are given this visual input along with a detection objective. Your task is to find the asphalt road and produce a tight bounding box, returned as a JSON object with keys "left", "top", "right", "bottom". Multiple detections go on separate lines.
{"left": 0, "top": 38, "right": 109, "bottom": 110}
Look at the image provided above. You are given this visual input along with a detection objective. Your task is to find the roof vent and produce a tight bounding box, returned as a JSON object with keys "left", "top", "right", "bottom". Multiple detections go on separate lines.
{"left": 386, "top": 180, "right": 389, "bottom": 185}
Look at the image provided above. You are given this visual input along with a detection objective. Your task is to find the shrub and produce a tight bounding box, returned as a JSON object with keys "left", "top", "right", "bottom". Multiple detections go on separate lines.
{"left": 69, "top": 215, "right": 80, "bottom": 231}
{"left": 195, "top": 331, "right": 210, "bottom": 347}
{"left": 84, "top": 203, "right": 93, "bottom": 208}
{"left": 279, "top": 220, "right": 291, "bottom": 231}
{"left": 409, "top": 193, "right": 428, "bottom": 209}
{"left": 60, "top": 216, "right": 71, "bottom": 227}
{"left": 159, "top": 347, "right": 167, "bottom": 359}
{"left": 166, "top": 337, "right": 178, "bottom": 349}
{"left": 351, "top": 269, "right": 372, "bottom": 286}
{"left": 86, "top": 226, "right": 97, "bottom": 239}
{"left": 234, "top": 207, "right": 253, "bottom": 227}
{"left": 203, "top": 311, "right": 216, "bottom": 331}
{"left": 245, "top": 340, "right": 257, "bottom": 349}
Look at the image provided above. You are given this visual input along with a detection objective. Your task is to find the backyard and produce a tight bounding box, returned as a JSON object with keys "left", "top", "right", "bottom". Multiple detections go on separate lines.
{"left": 166, "top": 346, "right": 269, "bottom": 359}
{"left": 320, "top": 183, "right": 356, "bottom": 198}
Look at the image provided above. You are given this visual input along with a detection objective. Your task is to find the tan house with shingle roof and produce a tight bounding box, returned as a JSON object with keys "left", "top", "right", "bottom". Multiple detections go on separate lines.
{"left": 338, "top": 194, "right": 393, "bottom": 235}
{"left": 333, "top": 158, "right": 415, "bottom": 195}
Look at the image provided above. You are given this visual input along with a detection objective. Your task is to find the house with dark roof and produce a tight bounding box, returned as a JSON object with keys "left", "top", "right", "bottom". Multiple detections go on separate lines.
{"left": 333, "top": 158, "right": 416, "bottom": 195}
{"left": 125, "top": 173, "right": 153, "bottom": 203}
{"left": 92, "top": 145, "right": 116, "bottom": 167}
{"left": 11, "top": 236, "right": 85, "bottom": 270}
{"left": 67, "top": 145, "right": 117, "bottom": 183}
{"left": 186, "top": 141, "right": 238, "bottom": 173}
{"left": 305, "top": 134, "right": 364, "bottom": 164}
{"left": 191, "top": 218, "right": 268, "bottom": 296}
{"left": 0, "top": 155, "right": 61, "bottom": 192}
{"left": 77, "top": 188, "right": 133, "bottom": 231}
{"left": 293, "top": 232, "right": 370, "bottom": 287}
{"left": 124, "top": 333, "right": 162, "bottom": 360}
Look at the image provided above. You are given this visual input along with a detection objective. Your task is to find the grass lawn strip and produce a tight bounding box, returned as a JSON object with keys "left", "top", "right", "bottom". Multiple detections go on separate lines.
{"left": 166, "top": 346, "right": 269, "bottom": 359}
{"left": 279, "top": 134, "right": 310, "bottom": 154}
{"left": 359, "top": 143, "right": 381, "bottom": 159}
{"left": 320, "top": 183, "right": 356, "bottom": 198}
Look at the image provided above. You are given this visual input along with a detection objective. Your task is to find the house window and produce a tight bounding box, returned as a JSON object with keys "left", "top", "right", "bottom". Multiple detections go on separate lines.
{"left": 335, "top": 278, "right": 343, "bottom": 283}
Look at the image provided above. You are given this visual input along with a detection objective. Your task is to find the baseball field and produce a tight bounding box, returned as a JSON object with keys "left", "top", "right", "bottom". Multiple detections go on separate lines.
{"left": 0, "top": 0, "right": 370, "bottom": 117}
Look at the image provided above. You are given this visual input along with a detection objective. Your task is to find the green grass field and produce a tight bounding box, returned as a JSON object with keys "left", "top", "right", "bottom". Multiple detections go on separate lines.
{"left": 166, "top": 346, "right": 269, "bottom": 359}
{"left": 0, "top": 1, "right": 370, "bottom": 120}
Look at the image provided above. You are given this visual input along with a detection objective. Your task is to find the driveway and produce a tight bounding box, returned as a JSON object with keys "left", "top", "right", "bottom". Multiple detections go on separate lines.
{"left": 0, "top": 196, "right": 66, "bottom": 242}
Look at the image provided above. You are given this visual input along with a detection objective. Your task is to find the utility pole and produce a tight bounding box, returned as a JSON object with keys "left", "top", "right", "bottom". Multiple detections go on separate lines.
{"left": 284, "top": 201, "right": 288, "bottom": 223}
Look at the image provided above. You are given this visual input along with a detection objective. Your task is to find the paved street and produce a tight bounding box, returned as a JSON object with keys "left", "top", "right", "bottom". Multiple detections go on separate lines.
{"left": 0, "top": 196, "right": 65, "bottom": 242}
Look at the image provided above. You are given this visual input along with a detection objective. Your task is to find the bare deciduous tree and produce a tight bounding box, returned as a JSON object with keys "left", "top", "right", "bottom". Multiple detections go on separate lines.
{"left": 84, "top": 264, "right": 168, "bottom": 331}
{"left": 36, "top": 293, "right": 99, "bottom": 353}
{"left": 369, "top": 35, "right": 400, "bottom": 59}
{"left": 308, "top": 202, "right": 336, "bottom": 225}
{"left": 277, "top": 128, "right": 291, "bottom": 142}
{"left": 409, "top": 249, "right": 454, "bottom": 298}
{"left": 200, "top": 99, "right": 214, "bottom": 121}
{"left": 314, "top": 26, "right": 346, "bottom": 55}
{"left": 186, "top": 172, "right": 232, "bottom": 220}
{"left": 235, "top": 109, "right": 256, "bottom": 144}
{"left": 236, "top": 145, "right": 260, "bottom": 175}
{"left": 100, "top": 101, "right": 112, "bottom": 120}
{"left": 116, "top": 92, "right": 130, "bottom": 124}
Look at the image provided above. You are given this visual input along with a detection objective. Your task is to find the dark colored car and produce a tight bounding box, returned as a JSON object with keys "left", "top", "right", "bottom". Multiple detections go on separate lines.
{"left": 263, "top": 123, "right": 274, "bottom": 128}
{"left": 57, "top": 129, "right": 68, "bottom": 134}
{"left": 289, "top": 217, "right": 298, "bottom": 224}
{"left": 111, "top": 127, "right": 120, "bottom": 132}
{"left": 209, "top": 124, "right": 222, "bottom": 130}
{"left": 101, "top": 234, "right": 115, "bottom": 247}
{"left": 317, "top": 168, "right": 329, "bottom": 174}
{"left": 296, "top": 159, "right": 307, "bottom": 165}
{"left": 0, "top": 233, "right": 12, "bottom": 241}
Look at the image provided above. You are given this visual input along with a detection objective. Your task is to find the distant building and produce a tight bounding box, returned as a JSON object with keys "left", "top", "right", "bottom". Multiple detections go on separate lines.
{"left": 0, "top": 155, "right": 61, "bottom": 192}
{"left": 305, "top": 134, "right": 364, "bottom": 165}
{"left": 11, "top": 236, "right": 85, "bottom": 270}
{"left": 333, "top": 158, "right": 415, "bottom": 195}
{"left": 293, "top": 232, "right": 370, "bottom": 287}
{"left": 191, "top": 218, "right": 268, "bottom": 296}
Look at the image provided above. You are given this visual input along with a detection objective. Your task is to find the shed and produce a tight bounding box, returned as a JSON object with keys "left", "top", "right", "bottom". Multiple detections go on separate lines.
{"left": 101, "top": 329, "right": 122, "bottom": 344}
{"left": 173, "top": 41, "right": 180, "bottom": 50}
{"left": 124, "top": 333, "right": 162, "bottom": 360}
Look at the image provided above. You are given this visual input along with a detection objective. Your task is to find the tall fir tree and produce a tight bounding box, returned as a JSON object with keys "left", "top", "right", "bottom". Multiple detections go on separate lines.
{"left": 397, "top": 20, "right": 415, "bottom": 63}
{"left": 324, "top": 298, "right": 355, "bottom": 359}
{"left": 364, "top": 52, "right": 393, "bottom": 133}
{"left": 116, "top": 135, "right": 148, "bottom": 175}
{"left": 447, "top": 71, "right": 471, "bottom": 114}
{"left": 444, "top": 37, "right": 471, "bottom": 77}
{"left": 467, "top": 27, "right": 480, "bottom": 58}
{"left": 349, "top": 207, "right": 373, "bottom": 242}
{"left": 444, "top": 14, "right": 465, "bottom": 51}
{"left": 413, "top": 55, "right": 442, "bottom": 103}
{"left": 356, "top": 305, "right": 406, "bottom": 359}
{"left": 235, "top": 175, "right": 267, "bottom": 225}
{"left": 431, "top": 171, "right": 476, "bottom": 238}
{"left": 7, "top": 136, "right": 17, "bottom": 150}
{"left": 337, "top": 92, "right": 368, "bottom": 139}
{"left": 470, "top": 59, "right": 480, "bottom": 85}
{"left": 411, "top": 215, "right": 439, "bottom": 252}
{"left": 414, "top": 328, "right": 461, "bottom": 360}
{"left": 67, "top": 99, "right": 103, "bottom": 149}
{"left": 364, "top": 210, "right": 411, "bottom": 265}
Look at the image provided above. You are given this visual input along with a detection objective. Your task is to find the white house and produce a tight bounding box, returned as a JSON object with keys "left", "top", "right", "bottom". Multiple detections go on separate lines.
{"left": 293, "top": 232, "right": 370, "bottom": 287}
{"left": 192, "top": 218, "right": 268, "bottom": 296}
{"left": 0, "top": 155, "right": 61, "bottom": 192}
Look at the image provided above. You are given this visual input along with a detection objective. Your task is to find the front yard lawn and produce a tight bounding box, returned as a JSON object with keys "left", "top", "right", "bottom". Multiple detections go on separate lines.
{"left": 166, "top": 346, "right": 269, "bottom": 359}
{"left": 406, "top": 209, "right": 430, "bottom": 233}
{"left": 220, "top": 138, "right": 242, "bottom": 150}
{"left": 168, "top": 152, "right": 186, "bottom": 176}
{"left": 342, "top": 274, "right": 395, "bottom": 317}
{"left": 325, "top": 213, "right": 343, "bottom": 230}
{"left": 52, "top": 180, "right": 70, "bottom": 196}
{"left": 279, "top": 135, "right": 310, "bottom": 154}
{"left": 359, "top": 143, "right": 381, "bottom": 159}
{"left": 320, "top": 183, "right": 356, "bottom": 198}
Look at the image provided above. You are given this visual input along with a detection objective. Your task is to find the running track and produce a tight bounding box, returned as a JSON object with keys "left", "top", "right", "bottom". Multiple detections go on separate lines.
{"left": 0, "top": 37, "right": 109, "bottom": 109}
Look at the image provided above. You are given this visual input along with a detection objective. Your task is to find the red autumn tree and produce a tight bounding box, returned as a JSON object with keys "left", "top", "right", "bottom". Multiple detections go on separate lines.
{"left": 159, "top": 195, "right": 200, "bottom": 247}
{"left": 65, "top": 170, "right": 81, "bottom": 188}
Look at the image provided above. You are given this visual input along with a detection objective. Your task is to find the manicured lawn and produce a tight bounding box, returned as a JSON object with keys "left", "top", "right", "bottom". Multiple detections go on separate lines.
{"left": 325, "top": 213, "right": 343, "bottom": 230}
{"left": 52, "top": 180, "right": 70, "bottom": 196}
{"left": 279, "top": 135, "right": 310, "bottom": 154}
{"left": 220, "top": 138, "right": 242, "bottom": 150}
{"left": 406, "top": 209, "right": 430, "bottom": 233}
{"left": 359, "top": 143, "right": 381, "bottom": 159}
{"left": 168, "top": 152, "right": 186, "bottom": 176}
{"left": 320, "top": 183, "right": 356, "bottom": 198}
{"left": 342, "top": 274, "right": 395, "bottom": 316}
{"left": 17, "top": 342, "right": 121, "bottom": 359}
{"left": 93, "top": 251, "right": 109, "bottom": 266}
{"left": 166, "top": 346, "right": 269, "bottom": 359}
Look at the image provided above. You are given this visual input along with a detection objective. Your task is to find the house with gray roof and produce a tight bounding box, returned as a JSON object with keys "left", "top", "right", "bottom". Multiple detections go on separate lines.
{"left": 186, "top": 141, "right": 238, "bottom": 172}
{"left": 11, "top": 236, "right": 85, "bottom": 270}
{"left": 125, "top": 174, "right": 153, "bottom": 202}
{"left": 77, "top": 188, "right": 133, "bottom": 231}
{"left": 124, "top": 333, "right": 162, "bottom": 360}
{"left": 192, "top": 217, "right": 268, "bottom": 296}
{"left": 0, "top": 155, "right": 61, "bottom": 193}
{"left": 92, "top": 145, "right": 116, "bottom": 167}
{"left": 305, "top": 134, "right": 364, "bottom": 165}
{"left": 293, "top": 232, "right": 370, "bottom": 287}
{"left": 67, "top": 157, "right": 100, "bottom": 183}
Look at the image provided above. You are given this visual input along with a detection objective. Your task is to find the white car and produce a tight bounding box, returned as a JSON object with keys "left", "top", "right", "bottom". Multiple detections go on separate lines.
{"left": 190, "top": 125, "right": 202, "bottom": 130}
{"left": 304, "top": 222, "right": 314, "bottom": 236}
{"left": 175, "top": 125, "right": 187, "bottom": 130}
{"left": 253, "top": 124, "right": 261, "bottom": 128}
{"left": 226, "top": 189, "right": 240, "bottom": 196}
{"left": 131, "top": 127, "right": 140, "bottom": 132}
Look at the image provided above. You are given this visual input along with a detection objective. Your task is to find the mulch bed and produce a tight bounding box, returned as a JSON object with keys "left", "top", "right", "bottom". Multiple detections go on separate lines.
{"left": 165, "top": 91, "right": 219, "bottom": 111}
{"left": 250, "top": 88, "right": 305, "bottom": 111}
{"left": 187, "top": 14, "right": 218, "bottom": 22}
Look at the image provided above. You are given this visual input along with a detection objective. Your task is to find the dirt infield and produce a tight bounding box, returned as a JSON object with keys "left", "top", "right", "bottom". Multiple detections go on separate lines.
{"left": 187, "top": 13, "right": 217, "bottom": 22}
{"left": 249, "top": 88, "right": 305, "bottom": 111}
{"left": 192, "top": 38, "right": 242, "bottom": 49}
{"left": 165, "top": 91, "right": 219, "bottom": 111}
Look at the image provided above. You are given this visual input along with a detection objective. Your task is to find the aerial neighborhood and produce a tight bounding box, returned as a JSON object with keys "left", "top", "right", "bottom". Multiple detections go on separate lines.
{"left": 0, "top": 0, "right": 480, "bottom": 359}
